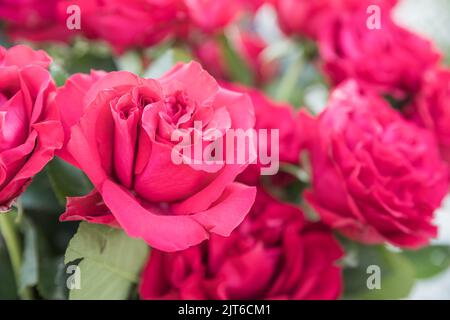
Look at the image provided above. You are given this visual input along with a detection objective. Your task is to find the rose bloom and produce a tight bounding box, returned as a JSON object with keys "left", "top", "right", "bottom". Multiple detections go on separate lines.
{"left": 221, "top": 83, "right": 302, "bottom": 185}
{"left": 139, "top": 190, "right": 343, "bottom": 300}
{"left": 195, "top": 31, "right": 278, "bottom": 85}
{"left": 0, "top": 0, "right": 71, "bottom": 42}
{"left": 0, "top": 45, "right": 63, "bottom": 211}
{"left": 318, "top": 7, "right": 441, "bottom": 98}
{"left": 406, "top": 68, "right": 450, "bottom": 165}
{"left": 302, "top": 80, "right": 449, "bottom": 248}
{"left": 55, "top": 61, "right": 257, "bottom": 252}
{"left": 274, "top": 0, "right": 398, "bottom": 39}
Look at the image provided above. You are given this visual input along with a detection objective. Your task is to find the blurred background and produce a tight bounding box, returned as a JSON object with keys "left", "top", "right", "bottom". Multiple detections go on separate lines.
{"left": 394, "top": 0, "right": 450, "bottom": 299}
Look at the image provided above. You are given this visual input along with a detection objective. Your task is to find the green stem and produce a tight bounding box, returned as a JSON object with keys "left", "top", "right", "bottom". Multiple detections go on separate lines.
{"left": 0, "top": 211, "right": 33, "bottom": 300}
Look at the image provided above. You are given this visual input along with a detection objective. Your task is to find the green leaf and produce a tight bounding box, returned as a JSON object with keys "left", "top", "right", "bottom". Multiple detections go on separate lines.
{"left": 218, "top": 34, "right": 254, "bottom": 86}
{"left": 0, "top": 236, "right": 19, "bottom": 299}
{"left": 65, "top": 222, "right": 149, "bottom": 300}
{"left": 402, "top": 245, "right": 450, "bottom": 279}
{"left": 19, "top": 218, "right": 39, "bottom": 293}
{"left": 342, "top": 243, "right": 415, "bottom": 300}
{"left": 46, "top": 157, "right": 92, "bottom": 206}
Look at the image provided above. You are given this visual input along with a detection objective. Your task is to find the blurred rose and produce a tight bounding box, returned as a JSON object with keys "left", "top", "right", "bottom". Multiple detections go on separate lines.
{"left": 406, "top": 69, "right": 450, "bottom": 165}
{"left": 0, "top": 0, "right": 71, "bottom": 42}
{"left": 195, "top": 31, "right": 277, "bottom": 85}
{"left": 318, "top": 7, "right": 440, "bottom": 98}
{"left": 222, "top": 83, "right": 302, "bottom": 185}
{"left": 139, "top": 190, "right": 343, "bottom": 299}
{"left": 274, "top": 0, "right": 398, "bottom": 40}
{"left": 184, "top": 0, "right": 242, "bottom": 34}
{"left": 55, "top": 61, "right": 257, "bottom": 252}
{"left": 0, "top": 45, "right": 63, "bottom": 211}
{"left": 56, "top": 0, "right": 188, "bottom": 53}
{"left": 302, "top": 80, "right": 449, "bottom": 248}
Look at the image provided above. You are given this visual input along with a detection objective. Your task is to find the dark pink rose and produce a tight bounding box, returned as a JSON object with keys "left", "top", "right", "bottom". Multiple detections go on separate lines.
{"left": 0, "top": 0, "right": 72, "bottom": 42}
{"left": 0, "top": 45, "right": 63, "bottom": 211}
{"left": 406, "top": 68, "right": 450, "bottom": 165}
{"left": 274, "top": 0, "right": 398, "bottom": 40}
{"left": 318, "top": 7, "right": 441, "bottom": 98}
{"left": 55, "top": 61, "right": 257, "bottom": 252}
{"left": 302, "top": 80, "right": 449, "bottom": 248}
{"left": 139, "top": 190, "right": 343, "bottom": 299}
{"left": 221, "top": 83, "right": 303, "bottom": 185}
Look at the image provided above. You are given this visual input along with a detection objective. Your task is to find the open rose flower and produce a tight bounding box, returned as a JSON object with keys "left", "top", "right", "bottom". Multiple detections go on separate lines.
{"left": 139, "top": 190, "right": 343, "bottom": 299}
{"left": 0, "top": 45, "right": 63, "bottom": 211}
{"left": 406, "top": 68, "right": 450, "bottom": 165}
{"left": 302, "top": 80, "right": 449, "bottom": 248}
{"left": 55, "top": 61, "right": 257, "bottom": 252}
{"left": 318, "top": 7, "right": 440, "bottom": 98}
{"left": 274, "top": 0, "right": 398, "bottom": 40}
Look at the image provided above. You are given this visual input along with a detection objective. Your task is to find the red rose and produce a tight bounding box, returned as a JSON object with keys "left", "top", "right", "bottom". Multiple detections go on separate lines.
{"left": 274, "top": 0, "right": 397, "bottom": 39}
{"left": 406, "top": 68, "right": 450, "bottom": 165}
{"left": 55, "top": 61, "right": 257, "bottom": 252}
{"left": 139, "top": 190, "right": 343, "bottom": 299}
{"left": 302, "top": 80, "right": 449, "bottom": 248}
{"left": 0, "top": 45, "right": 63, "bottom": 211}
{"left": 318, "top": 7, "right": 440, "bottom": 98}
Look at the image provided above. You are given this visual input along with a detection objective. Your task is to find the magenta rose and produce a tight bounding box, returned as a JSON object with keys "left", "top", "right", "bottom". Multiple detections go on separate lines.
{"left": 274, "top": 0, "right": 397, "bottom": 40}
{"left": 139, "top": 190, "right": 343, "bottom": 299}
{"left": 55, "top": 61, "right": 257, "bottom": 252}
{"left": 0, "top": 45, "right": 63, "bottom": 211}
{"left": 406, "top": 68, "right": 450, "bottom": 165}
{"left": 302, "top": 80, "right": 449, "bottom": 248}
{"left": 318, "top": 7, "right": 440, "bottom": 98}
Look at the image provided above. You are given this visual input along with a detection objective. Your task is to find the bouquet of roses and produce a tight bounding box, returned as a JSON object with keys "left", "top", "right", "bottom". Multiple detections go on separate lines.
{"left": 0, "top": 0, "right": 449, "bottom": 300}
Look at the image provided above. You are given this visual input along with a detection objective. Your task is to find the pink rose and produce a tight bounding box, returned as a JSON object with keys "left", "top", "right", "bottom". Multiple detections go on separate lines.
{"left": 302, "top": 80, "right": 449, "bottom": 248}
{"left": 406, "top": 68, "right": 450, "bottom": 165}
{"left": 0, "top": 45, "right": 63, "bottom": 211}
{"left": 274, "top": 0, "right": 397, "bottom": 39}
{"left": 318, "top": 7, "right": 441, "bottom": 98}
{"left": 55, "top": 61, "right": 257, "bottom": 252}
{"left": 221, "top": 83, "right": 303, "bottom": 185}
{"left": 139, "top": 190, "right": 343, "bottom": 299}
